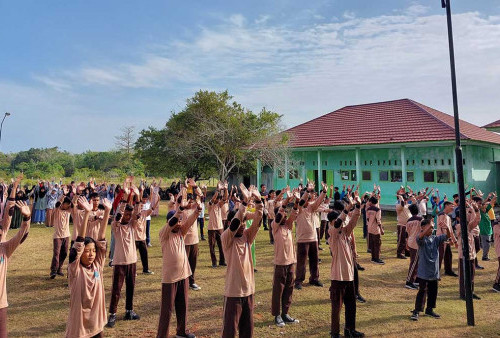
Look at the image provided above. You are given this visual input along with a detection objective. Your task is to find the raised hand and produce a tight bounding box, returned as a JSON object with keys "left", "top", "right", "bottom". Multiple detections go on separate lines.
{"left": 14, "top": 173, "right": 23, "bottom": 187}
{"left": 321, "top": 181, "right": 328, "bottom": 192}
{"left": 77, "top": 196, "right": 92, "bottom": 212}
{"left": 62, "top": 185, "right": 69, "bottom": 195}
{"left": 15, "top": 201, "right": 31, "bottom": 217}
{"left": 250, "top": 185, "right": 261, "bottom": 200}
{"left": 102, "top": 198, "right": 112, "bottom": 210}
{"left": 187, "top": 178, "right": 197, "bottom": 187}
{"left": 239, "top": 183, "right": 250, "bottom": 202}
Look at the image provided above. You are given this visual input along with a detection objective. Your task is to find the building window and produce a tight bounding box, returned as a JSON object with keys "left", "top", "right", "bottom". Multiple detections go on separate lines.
{"left": 379, "top": 171, "right": 389, "bottom": 181}
{"left": 378, "top": 160, "right": 380, "bottom": 166}
{"left": 278, "top": 169, "right": 285, "bottom": 178}
{"left": 448, "top": 159, "right": 452, "bottom": 165}
{"left": 364, "top": 160, "right": 367, "bottom": 166}
{"left": 339, "top": 161, "right": 342, "bottom": 166}
{"left": 451, "top": 171, "right": 455, "bottom": 183}
{"left": 350, "top": 170, "right": 357, "bottom": 181}
{"left": 407, "top": 171, "right": 415, "bottom": 182}
{"left": 441, "top": 159, "right": 445, "bottom": 165}
{"left": 345, "top": 161, "right": 348, "bottom": 166}
{"left": 324, "top": 161, "right": 328, "bottom": 166}
{"left": 300, "top": 161, "right": 305, "bottom": 165}
{"left": 412, "top": 160, "right": 415, "bottom": 165}
{"left": 350, "top": 161, "right": 352, "bottom": 166}
{"left": 388, "top": 160, "right": 391, "bottom": 165}
{"left": 391, "top": 170, "right": 402, "bottom": 182}
{"left": 406, "top": 160, "right": 409, "bottom": 166}
{"left": 370, "top": 160, "right": 373, "bottom": 166}
{"left": 341, "top": 170, "right": 350, "bottom": 180}
{"left": 313, "top": 161, "right": 316, "bottom": 166}
{"left": 436, "top": 170, "right": 451, "bottom": 183}
{"left": 362, "top": 171, "right": 371, "bottom": 181}
{"left": 463, "top": 159, "right": 466, "bottom": 165}
{"left": 428, "top": 159, "right": 431, "bottom": 165}
{"left": 424, "top": 171, "right": 435, "bottom": 182}
{"left": 421, "top": 159, "right": 425, "bottom": 165}
{"left": 289, "top": 169, "right": 299, "bottom": 179}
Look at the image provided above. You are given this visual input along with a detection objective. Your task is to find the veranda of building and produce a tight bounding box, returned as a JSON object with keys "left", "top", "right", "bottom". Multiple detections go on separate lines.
{"left": 256, "top": 99, "right": 500, "bottom": 207}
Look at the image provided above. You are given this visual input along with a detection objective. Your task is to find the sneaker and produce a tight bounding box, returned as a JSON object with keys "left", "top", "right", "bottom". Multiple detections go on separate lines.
{"left": 190, "top": 283, "right": 201, "bottom": 291}
{"left": 410, "top": 310, "right": 419, "bottom": 321}
{"left": 367, "top": 249, "right": 372, "bottom": 253}
{"left": 50, "top": 272, "right": 56, "bottom": 279}
{"left": 425, "top": 309, "right": 441, "bottom": 319}
{"left": 309, "top": 280, "right": 323, "bottom": 287}
{"left": 143, "top": 270, "right": 154, "bottom": 275}
{"left": 405, "top": 281, "right": 418, "bottom": 290}
{"left": 294, "top": 283, "right": 302, "bottom": 290}
{"left": 344, "top": 328, "right": 365, "bottom": 337}
{"left": 274, "top": 315, "right": 285, "bottom": 328}
{"left": 147, "top": 243, "right": 152, "bottom": 247}
{"left": 472, "top": 293, "right": 481, "bottom": 300}
{"left": 356, "top": 294, "right": 366, "bottom": 303}
{"left": 414, "top": 282, "right": 419, "bottom": 287}
{"left": 397, "top": 255, "right": 407, "bottom": 259}
{"left": 108, "top": 260, "right": 113, "bottom": 267}
{"left": 56, "top": 271, "right": 64, "bottom": 277}
{"left": 331, "top": 334, "right": 341, "bottom": 338}
{"left": 219, "top": 262, "right": 227, "bottom": 267}
{"left": 476, "top": 264, "right": 485, "bottom": 270}
{"left": 270, "top": 241, "right": 274, "bottom": 245}
{"left": 176, "top": 333, "right": 196, "bottom": 338}
{"left": 444, "top": 271, "right": 458, "bottom": 277}
{"left": 280, "top": 314, "right": 298, "bottom": 324}
{"left": 124, "top": 310, "right": 140, "bottom": 320}
{"left": 211, "top": 264, "right": 217, "bottom": 268}
{"left": 201, "top": 236, "right": 206, "bottom": 241}
{"left": 356, "top": 264, "right": 365, "bottom": 271}
{"left": 371, "top": 259, "right": 385, "bottom": 265}
{"left": 106, "top": 313, "right": 116, "bottom": 328}
{"left": 482, "top": 257, "right": 491, "bottom": 261}
{"left": 492, "top": 284, "right": 500, "bottom": 293}
{"left": 254, "top": 268, "right": 258, "bottom": 273}
{"left": 318, "top": 258, "right": 322, "bottom": 264}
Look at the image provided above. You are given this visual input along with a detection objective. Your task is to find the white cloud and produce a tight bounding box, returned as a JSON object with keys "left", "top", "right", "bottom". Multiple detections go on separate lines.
{"left": 255, "top": 14, "right": 271, "bottom": 25}
{"left": 29, "top": 6, "right": 500, "bottom": 147}
{"left": 343, "top": 10, "right": 356, "bottom": 20}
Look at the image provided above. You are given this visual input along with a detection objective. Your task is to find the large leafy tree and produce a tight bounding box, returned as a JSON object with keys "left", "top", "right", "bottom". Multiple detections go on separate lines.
{"left": 135, "top": 90, "right": 287, "bottom": 180}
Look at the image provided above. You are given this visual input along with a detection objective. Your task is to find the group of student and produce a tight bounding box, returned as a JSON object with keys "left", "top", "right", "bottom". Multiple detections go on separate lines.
{"left": 0, "top": 173, "right": 499, "bottom": 338}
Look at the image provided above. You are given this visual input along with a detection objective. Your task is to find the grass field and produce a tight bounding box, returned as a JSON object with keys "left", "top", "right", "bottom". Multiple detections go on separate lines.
{"left": 5, "top": 202, "right": 500, "bottom": 337}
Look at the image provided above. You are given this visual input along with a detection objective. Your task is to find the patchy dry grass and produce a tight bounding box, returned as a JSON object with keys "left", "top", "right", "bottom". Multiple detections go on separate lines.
{"left": 5, "top": 203, "right": 500, "bottom": 337}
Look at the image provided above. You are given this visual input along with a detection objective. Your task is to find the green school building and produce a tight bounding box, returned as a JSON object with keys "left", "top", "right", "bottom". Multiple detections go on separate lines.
{"left": 256, "top": 99, "right": 500, "bottom": 206}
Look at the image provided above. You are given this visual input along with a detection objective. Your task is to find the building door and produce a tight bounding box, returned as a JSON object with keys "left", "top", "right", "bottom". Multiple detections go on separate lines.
{"left": 262, "top": 172, "right": 274, "bottom": 190}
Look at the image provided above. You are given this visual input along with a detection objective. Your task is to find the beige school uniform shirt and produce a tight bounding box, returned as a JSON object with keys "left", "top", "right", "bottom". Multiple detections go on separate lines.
{"left": 0, "top": 220, "right": 30, "bottom": 309}
{"left": 221, "top": 202, "right": 229, "bottom": 221}
{"left": 0, "top": 200, "right": 15, "bottom": 243}
{"left": 53, "top": 208, "right": 72, "bottom": 239}
{"left": 65, "top": 240, "right": 107, "bottom": 338}
{"left": 159, "top": 222, "right": 191, "bottom": 284}
{"left": 267, "top": 199, "right": 276, "bottom": 220}
{"left": 406, "top": 216, "right": 423, "bottom": 250}
{"left": 86, "top": 209, "right": 105, "bottom": 241}
{"left": 494, "top": 224, "right": 500, "bottom": 258}
{"left": 221, "top": 208, "right": 262, "bottom": 297}
{"left": 111, "top": 220, "right": 137, "bottom": 265}
{"left": 457, "top": 207, "right": 479, "bottom": 260}
{"left": 329, "top": 208, "right": 361, "bottom": 281}
{"left": 366, "top": 206, "right": 382, "bottom": 235}
{"left": 183, "top": 208, "right": 199, "bottom": 246}
{"left": 396, "top": 203, "right": 411, "bottom": 226}
{"left": 207, "top": 202, "right": 223, "bottom": 230}
{"left": 133, "top": 208, "right": 152, "bottom": 242}
{"left": 272, "top": 209, "right": 299, "bottom": 266}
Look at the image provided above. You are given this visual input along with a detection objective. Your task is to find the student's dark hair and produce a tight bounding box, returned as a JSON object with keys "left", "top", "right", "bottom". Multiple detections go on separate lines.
{"left": 142, "top": 193, "right": 149, "bottom": 199}
{"left": 68, "top": 237, "right": 98, "bottom": 264}
{"left": 274, "top": 207, "right": 280, "bottom": 215}
{"left": 472, "top": 196, "right": 482, "bottom": 203}
{"left": 409, "top": 203, "right": 419, "bottom": 215}
{"left": 177, "top": 195, "right": 182, "bottom": 204}
{"left": 327, "top": 210, "right": 340, "bottom": 222}
{"left": 269, "top": 190, "right": 275, "bottom": 195}
{"left": 125, "top": 204, "right": 134, "bottom": 212}
{"left": 333, "top": 200, "right": 345, "bottom": 212}
{"left": 63, "top": 196, "right": 72, "bottom": 205}
{"left": 453, "top": 194, "right": 459, "bottom": 199}
{"left": 275, "top": 190, "right": 281, "bottom": 195}
{"left": 260, "top": 184, "right": 266, "bottom": 188}
{"left": 369, "top": 196, "right": 378, "bottom": 204}
{"left": 443, "top": 201, "right": 453, "bottom": 208}
{"left": 334, "top": 186, "right": 339, "bottom": 190}
{"left": 275, "top": 212, "right": 283, "bottom": 224}
{"left": 421, "top": 219, "right": 431, "bottom": 227}
{"left": 89, "top": 192, "right": 99, "bottom": 199}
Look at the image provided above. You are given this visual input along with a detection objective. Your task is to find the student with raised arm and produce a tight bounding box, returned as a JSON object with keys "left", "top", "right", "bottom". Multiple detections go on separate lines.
{"left": 395, "top": 194, "right": 412, "bottom": 259}
{"left": 65, "top": 196, "right": 108, "bottom": 338}
{"left": 366, "top": 196, "right": 385, "bottom": 264}
{"left": 405, "top": 204, "right": 422, "bottom": 290}
{"left": 183, "top": 179, "right": 203, "bottom": 291}
{"left": 0, "top": 201, "right": 30, "bottom": 338}
{"left": 294, "top": 182, "right": 327, "bottom": 290}
{"left": 327, "top": 192, "right": 363, "bottom": 338}
{"left": 207, "top": 182, "right": 226, "bottom": 268}
{"left": 157, "top": 186, "right": 200, "bottom": 338}
{"left": 50, "top": 188, "right": 74, "bottom": 279}
{"left": 106, "top": 179, "right": 141, "bottom": 328}
{"left": 436, "top": 201, "right": 458, "bottom": 277}
{"left": 0, "top": 174, "right": 23, "bottom": 243}
{"left": 221, "top": 184, "right": 263, "bottom": 338}
{"left": 271, "top": 195, "right": 300, "bottom": 328}
{"left": 134, "top": 192, "right": 154, "bottom": 275}
{"left": 410, "top": 218, "right": 451, "bottom": 321}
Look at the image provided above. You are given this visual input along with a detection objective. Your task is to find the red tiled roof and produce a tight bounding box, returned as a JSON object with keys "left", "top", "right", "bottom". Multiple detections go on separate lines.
{"left": 285, "top": 99, "right": 500, "bottom": 148}
{"left": 482, "top": 119, "right": 500, "bottom": 128}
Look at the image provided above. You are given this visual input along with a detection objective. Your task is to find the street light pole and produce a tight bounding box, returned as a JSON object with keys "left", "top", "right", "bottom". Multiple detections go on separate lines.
{"left": 441, "top": 0, "right": 475, "bottom": 326}
{"left": 0, "top": 112, "right": 11, "bottom": 150}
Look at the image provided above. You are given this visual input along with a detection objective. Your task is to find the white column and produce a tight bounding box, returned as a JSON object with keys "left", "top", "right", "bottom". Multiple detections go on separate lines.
{"left": 317, "top": 150, "right": 322, "bottom": 186}
{"left": 355, "top": 148, "right": 361, "bottom": 185}
{"left": 401, "top": 146, "right": 407, "bottom": 187}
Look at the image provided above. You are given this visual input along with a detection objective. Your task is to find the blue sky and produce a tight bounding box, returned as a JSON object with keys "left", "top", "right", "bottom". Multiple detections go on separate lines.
{"left": 1, "top": 0, "right": 500, "bottom": 153}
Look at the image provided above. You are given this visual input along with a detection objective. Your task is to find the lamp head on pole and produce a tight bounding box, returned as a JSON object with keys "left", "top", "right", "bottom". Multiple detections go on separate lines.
{"left": 5, "top": 112, "right": 10, "bottom": 117}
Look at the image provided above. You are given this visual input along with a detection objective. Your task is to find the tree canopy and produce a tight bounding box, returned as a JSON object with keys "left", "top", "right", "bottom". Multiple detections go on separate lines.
{"left": 135, "top": 90, "right": 287, "bottom": 180}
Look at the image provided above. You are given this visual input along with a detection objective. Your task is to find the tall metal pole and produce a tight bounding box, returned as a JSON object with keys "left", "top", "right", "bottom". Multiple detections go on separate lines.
{"left": 441, "top": 0, "right": 475, "bottom": 326}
